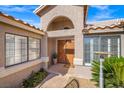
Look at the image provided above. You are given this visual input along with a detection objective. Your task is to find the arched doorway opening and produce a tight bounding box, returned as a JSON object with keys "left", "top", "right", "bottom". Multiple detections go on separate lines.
{"left": 47, "top": 16, "right": 74, "bottom": 31}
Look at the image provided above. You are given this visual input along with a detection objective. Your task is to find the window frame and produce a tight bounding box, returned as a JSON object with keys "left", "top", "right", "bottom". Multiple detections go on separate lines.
{"left": 84, "top": 35, "right": 121, "bottom": 66}
{"left": 28, "top": 37, "right": 41, "bottom": 61}
{"left": 5, "top": 32, "right": 41, "bottom": 68}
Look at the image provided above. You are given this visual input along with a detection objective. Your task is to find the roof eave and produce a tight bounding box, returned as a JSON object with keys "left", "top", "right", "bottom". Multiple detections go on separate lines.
{"left": 33, "top": 5, "right": 47, "bottom": 16}
{"left": 0, "top": 12, "right": 45, "bottom": 35}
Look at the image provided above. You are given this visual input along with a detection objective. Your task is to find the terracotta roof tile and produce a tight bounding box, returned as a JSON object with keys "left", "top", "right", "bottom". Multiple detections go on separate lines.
{"left": 0, "top": 11, "right": 43, "bottom": 32}
{"left": 86, "top": 18, "right": 124, "bottom": 30}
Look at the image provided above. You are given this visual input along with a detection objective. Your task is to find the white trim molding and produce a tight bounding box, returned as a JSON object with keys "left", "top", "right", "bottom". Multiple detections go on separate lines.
{"left": 118, "top": 38, "right": 120, "bottom": 57}
{"left": 41, "top": 57, "right": 49, "bottom": 62}
{"left": 74, "top": 58, "right": 83, "bottom": 65}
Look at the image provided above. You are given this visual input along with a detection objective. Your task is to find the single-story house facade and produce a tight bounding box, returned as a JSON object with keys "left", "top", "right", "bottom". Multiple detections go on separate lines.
{"left": 0, "top": 5, "right": 124, "bottom": 87}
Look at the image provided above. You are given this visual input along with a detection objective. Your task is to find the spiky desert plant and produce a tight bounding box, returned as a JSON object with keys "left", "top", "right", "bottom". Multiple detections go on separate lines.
{"left": 91, "top": 60, "right": 100, "bottom": 87}
{"left": 91, "top": 56, "right": 124, "bottom": 88}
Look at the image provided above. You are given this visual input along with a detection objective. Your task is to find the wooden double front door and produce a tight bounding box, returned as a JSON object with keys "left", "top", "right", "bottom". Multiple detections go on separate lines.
{"left": 57, "top": 40, "right": 74, "bottom": 64}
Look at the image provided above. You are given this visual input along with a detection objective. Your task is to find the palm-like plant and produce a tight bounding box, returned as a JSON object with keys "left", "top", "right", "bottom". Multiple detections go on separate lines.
{"left": 112, "top": 58, "right": 124, "bottom": 87}
{"left": 91, "top": 56, "right": 124, "bottom": 88}
{"left": 91, "top": 61, "right": 100, "bottom": 87}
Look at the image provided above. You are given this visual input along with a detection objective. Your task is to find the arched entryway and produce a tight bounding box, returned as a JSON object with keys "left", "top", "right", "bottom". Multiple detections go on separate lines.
{"left": 47, "top": 16, "right": 75, "bottom": 67}
{"left": 47, "top": 16, "right": 74, "bottom": 31}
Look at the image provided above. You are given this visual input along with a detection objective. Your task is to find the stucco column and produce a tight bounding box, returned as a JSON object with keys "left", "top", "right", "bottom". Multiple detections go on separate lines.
{"left": 41, "top": 35, "right": 49, "bottom": 69}
{"left": 0, "top": 32, "right": 5, "bottom": 70}
{"left": 121, "top": 34, "right": 124, "bottom": 57}
{"left": 74, "top": 31, "right": 83, "bottom": 65}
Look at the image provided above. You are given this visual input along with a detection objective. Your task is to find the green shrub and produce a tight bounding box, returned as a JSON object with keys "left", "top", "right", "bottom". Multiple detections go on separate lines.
{"left": 22, "top": 68, "right": 48, "bottom": 88}
{"left": 52, "top": 53, "right": 57, "bottom": 59}
{"left": 91, "top": 56, "right": 124, "bottom": 88}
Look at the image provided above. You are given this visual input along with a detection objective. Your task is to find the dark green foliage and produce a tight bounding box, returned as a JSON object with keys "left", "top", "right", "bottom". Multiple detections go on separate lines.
{"left": 22, "top": 68, "right": 48, "bottom": 88}
{"left": 52, "top": 53, "right": 57, "bottom": 59}
{"left": 91, "top": 56, "right": 124, "bottom": 88}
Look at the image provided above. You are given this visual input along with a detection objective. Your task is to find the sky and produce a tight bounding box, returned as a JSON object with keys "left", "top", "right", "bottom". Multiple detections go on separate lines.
{"left": 87, "top": 5, "right": 124, "bottom": 23}
{"left": 0, "top": 5, "right": 40, "bottom": 28}
{"left": 0, "top": 5, "right": 124, "bottom": 28}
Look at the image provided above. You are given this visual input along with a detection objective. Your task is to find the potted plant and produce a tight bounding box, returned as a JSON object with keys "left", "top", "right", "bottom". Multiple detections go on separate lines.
{"left": 52, "top": 53, "right": 57, "bottom": 64}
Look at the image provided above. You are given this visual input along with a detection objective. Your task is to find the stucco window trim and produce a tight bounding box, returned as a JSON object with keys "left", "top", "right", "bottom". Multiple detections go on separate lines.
{"left": 0, "top": 59, "right": 42, "bottom": 78}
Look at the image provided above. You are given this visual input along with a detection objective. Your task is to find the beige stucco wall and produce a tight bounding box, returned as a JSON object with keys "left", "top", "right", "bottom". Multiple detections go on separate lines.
{"left": 39, "top": 5, "right": 84, "bottom": 65}
{"left": 0, "top": 62, "right": 44, "bottom": 87}
{"left": 48, "top": 38, "right": 56, "bottom": 65}
{"left": 0, "top": 28, "right": 4, "bottom": 68}
{"left": 0, "top": 22, "right": 44, "bottom": 87}
{"left": 47, "top": 29, "right": 76, "bottom": 38}
{"left": 40, "top": 5, "right": 84, "bottom": 31}
{"left": 0, "top": 22, "right": 42, "bottom": 38}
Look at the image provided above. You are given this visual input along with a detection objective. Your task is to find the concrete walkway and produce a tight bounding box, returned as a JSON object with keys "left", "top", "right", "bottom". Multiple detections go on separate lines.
{"left": 39, "top": 64, "right": 96, "bottom": 88}
{"left": 48, "top": 63, "right": 92, "bottom": 79}
{"left": 39, "top": 73, "right": 70, "bottom": 88}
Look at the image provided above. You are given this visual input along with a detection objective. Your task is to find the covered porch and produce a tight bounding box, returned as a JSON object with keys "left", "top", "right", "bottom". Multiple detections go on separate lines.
{"left": 41, "top": 15, "right": 84, "bottom": 69}
{"left": 48, "top": 36, "right": 75, "bottom": 67}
